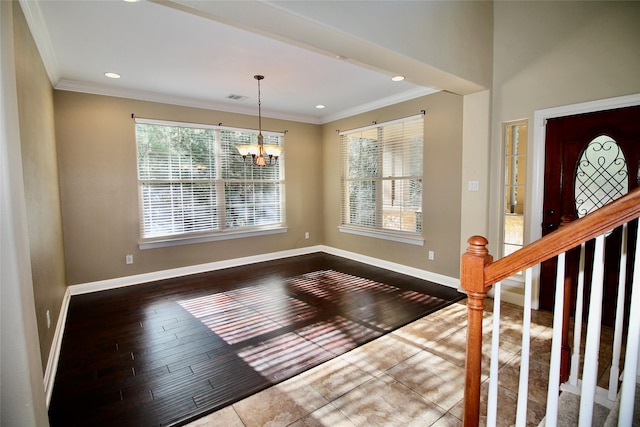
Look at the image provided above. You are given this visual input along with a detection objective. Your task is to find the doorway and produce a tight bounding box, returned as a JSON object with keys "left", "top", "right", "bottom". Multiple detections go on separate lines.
{"left": 538, "top": 105, "right": 640, "bottom": 325}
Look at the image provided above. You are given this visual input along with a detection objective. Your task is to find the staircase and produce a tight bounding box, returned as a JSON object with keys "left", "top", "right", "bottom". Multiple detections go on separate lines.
{"left": 540, "top": 382, "right": 640, "bottom": 426}
{"left": 460, "top": 188, "right": 640, "bottom": 426}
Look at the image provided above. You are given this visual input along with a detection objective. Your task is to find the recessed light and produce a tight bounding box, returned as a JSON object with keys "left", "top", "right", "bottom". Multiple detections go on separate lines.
{"left": 104, "top": 72, "right": 121, "bottom": 79}
{"left": 391, "top": 75, "right": 405, "bottom": 82}
{"left": 316, "top": 105, "right": 326, "bottom": 109}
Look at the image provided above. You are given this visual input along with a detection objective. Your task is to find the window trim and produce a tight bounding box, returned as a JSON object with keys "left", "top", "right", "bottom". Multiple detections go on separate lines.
{"left": 339, "top": 113, "right": 424, "bottom": 243}
{"left": 139, "top": 226, "right": 287, "bottom": 250}
{"left": 134, "top": 117, "right": 286, "bottom": 247}
{"left": 338, "top": 225, "right": 424, "bottom": 246}
{"left": 501, "top": 119, "right": 528, "bottom": 282}
{"left": 338, "top": 114, "right": 424, "bottom": 135}
{"left": 135, "top": 117, "right": 285, "bottom": 138}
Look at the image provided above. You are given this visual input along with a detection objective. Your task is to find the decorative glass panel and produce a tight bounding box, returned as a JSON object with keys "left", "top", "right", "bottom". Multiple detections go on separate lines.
{"left": 574, "top": 135, "right": 628, "bottom": 218}
{"left": 503, "top": 120, "right": 527, "bottom": 259}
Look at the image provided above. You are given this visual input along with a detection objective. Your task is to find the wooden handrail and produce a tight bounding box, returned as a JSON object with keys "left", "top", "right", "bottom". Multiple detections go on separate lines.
{"left": 460, "top": 187, "right": 640, "bottom": 426}
{"left": 486, "top": 187, "right": 640, "bottom": 288}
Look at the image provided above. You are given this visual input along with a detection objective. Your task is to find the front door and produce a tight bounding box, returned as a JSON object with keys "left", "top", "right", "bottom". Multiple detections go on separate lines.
{"left": 539, "top": 105, "right": 640, "bottom": 326}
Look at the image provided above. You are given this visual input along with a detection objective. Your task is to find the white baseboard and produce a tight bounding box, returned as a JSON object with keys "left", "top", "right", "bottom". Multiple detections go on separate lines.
{"left": 500, "top": 288, "right": 525, "bottom": 307}
{"left": 68, "top": 245, "right": 324, "bottom": 295}
{"left": 494, "top": 279, "right": 526, "bottom": 307}
{"left": 48, "top": 245, "right": 458, "bottom": 405}
{"left": 320, "top": 246, "right": 461, "bottom": 289}
{"left": 69, "top": 245, "right": 459, "bottom": 296}
{"left": 43, "top": 287, "right": 71, "bottom": 407}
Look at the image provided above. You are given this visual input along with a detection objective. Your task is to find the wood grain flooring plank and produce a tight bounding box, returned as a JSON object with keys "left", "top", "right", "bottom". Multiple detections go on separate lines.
{"left": 49, "top": 253, "right": 463, "bottom": 426}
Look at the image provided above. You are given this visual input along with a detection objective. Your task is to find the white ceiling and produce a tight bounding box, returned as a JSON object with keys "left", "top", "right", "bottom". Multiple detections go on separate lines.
{"left": 22, "top": 0, "right": 441, "bottom": 124}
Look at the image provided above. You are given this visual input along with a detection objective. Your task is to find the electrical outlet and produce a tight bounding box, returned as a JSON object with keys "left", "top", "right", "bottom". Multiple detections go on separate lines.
{"left": 428, "top": 251, "right": 435, "bottom": 261}
{"left": 305, "top": 232, "right": 309, "bottom": 239}
{"left": 126, "top": 254, "right": 134, "bottom": 264}
{"left": 468, "top": 181, "right": 480, "bottom": 191}
{"left": 46, "top": 310, "right": 51, "bottom": 329}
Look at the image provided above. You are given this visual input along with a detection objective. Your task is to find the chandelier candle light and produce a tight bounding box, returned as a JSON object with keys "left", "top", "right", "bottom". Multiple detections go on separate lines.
{"left": 237, "top": 75, "right": 282, "bottom": 166}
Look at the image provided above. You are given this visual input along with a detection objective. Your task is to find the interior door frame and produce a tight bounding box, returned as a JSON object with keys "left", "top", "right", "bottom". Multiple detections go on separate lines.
{"left": 528, "top": 93, "right": 640, "bottom": 309}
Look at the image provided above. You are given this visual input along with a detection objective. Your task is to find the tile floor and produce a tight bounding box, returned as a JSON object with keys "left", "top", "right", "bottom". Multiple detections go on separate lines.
{"left": 186, "top": 298, "right": 559, "bottom": 427}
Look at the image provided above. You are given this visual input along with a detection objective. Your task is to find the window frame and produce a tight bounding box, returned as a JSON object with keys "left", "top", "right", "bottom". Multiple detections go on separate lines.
{"left": 501, "top": 119, "right": 528, "bottom": 282}
{"left": 134, "top": 118, "right": 286, "bottom": 249}
{"left": 339, "top": 114, "right": 425, "bottom": 246}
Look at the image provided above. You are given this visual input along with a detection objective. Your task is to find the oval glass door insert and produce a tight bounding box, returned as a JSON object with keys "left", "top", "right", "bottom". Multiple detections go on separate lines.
{"left": 575, "top": 134, "right": 628, "bottom": 218}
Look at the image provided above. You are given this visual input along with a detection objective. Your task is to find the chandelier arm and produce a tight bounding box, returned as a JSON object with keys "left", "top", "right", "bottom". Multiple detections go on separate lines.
{"left": 237, "top": 75, "right": 279, "bottom": 166}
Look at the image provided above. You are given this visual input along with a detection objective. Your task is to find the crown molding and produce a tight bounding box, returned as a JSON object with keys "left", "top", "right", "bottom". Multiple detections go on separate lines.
{"left": 55, "top": 79, "right": 323, "bottom": 124}
{"left": 319, "top": 87, "right": 440, "bottom": 123}
{"left": 18, "top": 0, "right": 60, "bottom": 85}
{"left": 56, "top": 79, "right": 439, "bottom": 125}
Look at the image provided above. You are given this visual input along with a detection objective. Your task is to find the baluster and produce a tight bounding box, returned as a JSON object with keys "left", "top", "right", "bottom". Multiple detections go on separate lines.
{"left": 569, "top": 243, "right": 586, "bottom": 386}
{"left": 578, "top": 234, "right": 606, "bottom": 426}
{"left": 619, "top": 221, "right": 640, "bottom": 425}
{"left": 608, "top": 223, "right": 628, "bottom": 401}
{"left": 515, "top": 267, "right": 533, "bottom": 426}
{"left": 461, "top": 236, "right": 493, "bottom": 427}
{"left": 560, "top": 215, "right": 576, "bottom": 383}
{"left": 546, "top": 251, "right": 567, "bottom": 426}
{"left": 486, "top": 280, "right": 501, "bottom": 427}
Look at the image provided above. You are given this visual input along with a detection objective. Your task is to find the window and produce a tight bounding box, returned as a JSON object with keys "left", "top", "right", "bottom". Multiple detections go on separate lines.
{"left": 135, "top": 118, "right": 285, "bottom": 247}
{"left": 339, "top": 114, "right": 424, "bottom": 245}
{"left": 502, "top": 120, "right": 527, "bottom": 260}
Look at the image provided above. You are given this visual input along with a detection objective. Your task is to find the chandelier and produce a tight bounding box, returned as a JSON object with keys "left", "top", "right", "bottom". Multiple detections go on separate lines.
{"left": 237, "top": 75, "right": 282, "bottom": 166}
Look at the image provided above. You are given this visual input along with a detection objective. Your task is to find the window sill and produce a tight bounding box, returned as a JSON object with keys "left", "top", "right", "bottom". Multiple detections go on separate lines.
{"left": 139, "top": 226, "right": 288, "bottom": 250}
{"left": 338, "top": 226, "right": 424, "bottom": 246}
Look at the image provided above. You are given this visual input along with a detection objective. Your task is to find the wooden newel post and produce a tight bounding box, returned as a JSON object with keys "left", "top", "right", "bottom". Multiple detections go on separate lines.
{"left": 461, "top": 236, "right": 493, "bottom": 427}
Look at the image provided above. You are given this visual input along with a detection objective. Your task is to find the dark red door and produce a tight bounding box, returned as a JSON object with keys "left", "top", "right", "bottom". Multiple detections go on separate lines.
{"left": 539, "top": 105, "right": 640, "bottom": 326}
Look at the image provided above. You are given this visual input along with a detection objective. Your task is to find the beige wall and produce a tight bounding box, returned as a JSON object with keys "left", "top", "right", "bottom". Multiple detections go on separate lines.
{"left": 56, "top": 90, "right": 465, "bottom": 285}
{"left": 493, "top": 1, "right": 640, "bottom": 120}
{"left": 272, "top": 0, "right": 494, "bottom": 91}
{"left": 489, "top": 1, "right": 640, "bottom": 256}
{"left": 189, "top": 1, "right": 490, "bottom": 95}
{"left": 54, "top": 91, "right": 323, "bottom": 285}
{"left": 460, "top": 91, "right": 491, "bottom": 253}
{"left": 9, "top": 1, "right": 640, "bottom": 423}
{"left": 322, "top": 91, "right": 464, "bottom": 278}
{"left": 2, "top": 2, "right": 50, "bottom": 423}
{"left": 14, "top": 1, "right": 67, "bottom": 370}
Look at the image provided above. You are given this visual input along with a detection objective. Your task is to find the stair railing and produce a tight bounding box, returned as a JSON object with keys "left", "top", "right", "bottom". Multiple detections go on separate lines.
{"left": 461, "top": 187, "right": 640, "bottom": 426}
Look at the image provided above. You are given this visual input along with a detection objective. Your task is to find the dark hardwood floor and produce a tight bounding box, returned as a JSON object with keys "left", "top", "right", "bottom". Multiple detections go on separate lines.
{"left": 48, "top": 253, "right": 463, "bottom": 426}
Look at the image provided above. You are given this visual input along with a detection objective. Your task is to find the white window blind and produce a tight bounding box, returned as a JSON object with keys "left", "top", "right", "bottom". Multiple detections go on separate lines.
{"left": 340, "top": 114, "right": 423, "bottom": 236}
{"left": 135, "top": 118, "right": 284, "bottom": 242}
